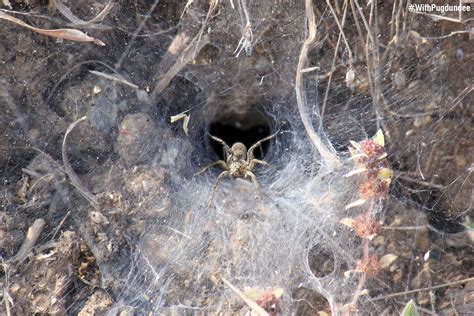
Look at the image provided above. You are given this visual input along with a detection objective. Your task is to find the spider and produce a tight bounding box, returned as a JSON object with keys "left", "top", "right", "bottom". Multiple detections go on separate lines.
{"left": 196, "top": 129, "right": 280, "bottom": 207}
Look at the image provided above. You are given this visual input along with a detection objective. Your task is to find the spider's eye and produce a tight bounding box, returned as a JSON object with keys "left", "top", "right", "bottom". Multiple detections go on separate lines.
{"left": 231, "top": 144, "right": 244, "bottom": 157}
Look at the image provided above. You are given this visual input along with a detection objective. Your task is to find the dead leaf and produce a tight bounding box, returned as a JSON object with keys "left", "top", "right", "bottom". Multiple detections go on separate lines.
{"left": 379, "top": 254, "right": 398, "bottom": 268}
{"left": 340, "top": 218, "right": 354, "bottom": 228}
{"left": 345, "top": 168, "right": 368, "bottom": 177}
{"left": 170, "top": 109, "right": 191, "bottom": 135}
{"left": 0, "top": 11, "right": 105, "bottom": 45}
{"left": 345, "top": 199, "right": 367, "bottom": 210}
{"left": 2, "top": 0, "right": 12, "bottom": 9}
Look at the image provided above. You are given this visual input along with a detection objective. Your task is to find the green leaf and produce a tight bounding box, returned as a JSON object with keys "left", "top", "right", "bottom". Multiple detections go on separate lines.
{"left": 401, "top": 299, "right": 418, "bottom": 316}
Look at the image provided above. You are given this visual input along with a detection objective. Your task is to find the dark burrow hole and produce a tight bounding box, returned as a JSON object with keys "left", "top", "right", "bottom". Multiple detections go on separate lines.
{"left": 392, "top": 182, "right": 467, "bottom": 235}
{"left": 308, "top": 244, "right": 336, "bottom": 278}
{"left": 427, "top": 210, "right": 466, "bottom": 234}
{"left": 411, "top": 187, "right": 466, "bottom": 234}
{"left": 208, "top": 106, "right": 273, "bottom": 160}
{"left": 293, "top": 287, "right": 331, "bottom": 314}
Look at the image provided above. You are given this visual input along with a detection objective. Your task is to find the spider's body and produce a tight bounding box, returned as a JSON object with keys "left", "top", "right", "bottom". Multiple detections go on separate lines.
{"left": 196, "top": 130, "right": 279, "bottom": 207}
{"left": 227, "top": 143, "right": 247, "bottom": 177}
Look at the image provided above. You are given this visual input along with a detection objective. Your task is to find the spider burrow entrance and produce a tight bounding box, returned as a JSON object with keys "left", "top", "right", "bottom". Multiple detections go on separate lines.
{"left": 207, "top": 105, "right": 274, "bottom": 161}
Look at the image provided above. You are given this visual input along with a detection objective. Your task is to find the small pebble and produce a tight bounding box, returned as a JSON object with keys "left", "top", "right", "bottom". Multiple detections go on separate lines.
{"left": 393, "top": 70, "right": 407, "bottom": 88}
{"left": 455, "top": 48, "right": 464, "bottom": 61}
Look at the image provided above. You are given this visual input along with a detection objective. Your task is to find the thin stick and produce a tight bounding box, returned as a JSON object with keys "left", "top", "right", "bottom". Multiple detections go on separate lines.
{"left": 221, "top": 278, "right": 269, "bottom": 316}
{"left": 367, "top": 277, "right": 474, "bottom": 302}
{"left": 193, "top": 0, "right": 218, "bottom": 59}
{"left": 295, "top": 0, "right": 341, "bottom": 171}
{"left": 89, "top": 70, "right": 139, "bottom": 90}
{"left": 321, "top": 0, "right": 350, "bottom": 117}
{"left": 159, "top": 225, "right": 192, "bottom": 240}
{"left": 381, "top": 226, "right": 426, "bottom": 231}
{"left": 114, "top": 0, "right": 160, "bottom": 70}
{"left": 3, "top": 289, "right": 12, "bottom": 316}
{"left": 388, "top": 0, "right": 397, "bottom": 44}
{"left": 397, "top": 174, "right": 444, "bottom": 189}
{"left": 46, "top": 60, "right": 117, "bottom": 104}
{"left": 152, "top": 34, "right": 209, "bottom": 99}
{"left": 62, "top": 116, "right": 99, "bottom": 209}
{"left": 50, "top": 211, "right": 71, "bottom": 242}
{"left": 422, "top": 30, "right": 473, "bottom": 40}
{"left": 325, "top": 0, "right": 353, "bottom": 64}
{"left": 12, "top": 219, "right": 45, "bottom": 263}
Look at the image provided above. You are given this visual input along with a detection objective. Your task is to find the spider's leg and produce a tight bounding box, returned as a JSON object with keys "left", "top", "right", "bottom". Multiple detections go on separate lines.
{"left": 257, "top": 143, "right": 264, "bottom": 158}
{"left": 248, "top": 159, "right": 270, "bottom": 171}
{"left": 209, "top": 134, "right": 230, "bottom": 151}
{"left": 207, "top": 171, "right": 230, "bottom": 207}
{"left": 247, "top": 128, "right": 280, "bottom": 162}
{"left": 194, "top": 160, "right": 228, "bottom": 176}
{"left": 246, "top": 171, "right": 262, "bottom": 200}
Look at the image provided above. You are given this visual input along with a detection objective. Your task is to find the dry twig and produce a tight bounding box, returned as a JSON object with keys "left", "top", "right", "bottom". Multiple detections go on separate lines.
{"left": 114, "top": 0, "right": 160, "bottom": 70}
{"left": 89, "top": 70, "right": 139, "bottom": 90}
{"left": 368, "top": 277, "right": 474, "bottom": 302}
{"left": 12, "top": 219, "right": 45, "bottom": 263}
{"left": 321, "top": 0, "right": 351, "bottom": 117}
{"left": 152, "top": 33, "right": 209, "bottom": 99}
{"left": 234, "top": 0, "right": 253, "bottom": 56}
{"left": 221, "top": 278, "right": 269, "bottom": 316}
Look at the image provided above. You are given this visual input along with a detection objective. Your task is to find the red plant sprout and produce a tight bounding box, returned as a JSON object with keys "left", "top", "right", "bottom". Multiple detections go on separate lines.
{"left": 352, "top": 213, "right": 380, "bottom": 239}
{"left": 342, "top": 130, "right": 395, "bottom": 314}
{"left": 356, "top": 256, "right": 381, "bottom": 277}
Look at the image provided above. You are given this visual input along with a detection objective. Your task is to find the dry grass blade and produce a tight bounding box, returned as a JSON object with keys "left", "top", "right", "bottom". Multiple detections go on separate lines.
{"left": 62, "top": 116, "right": 100, "bottom": 209}
{"left": 3, "top": 288, "right": 13, "bottom": 316}
{"left": 56, "top": 0, "right": 113, "bottom": 29}
{"left": 221, "top": 278, "right": 269, "bottom": 316}
{"left": 295, "top": 0, "right": 341, "bottom": 171}
{"left": 0, "top": 11, "right": 105, "bottom": 45}
{"left": 89, "top": 70, "right": 139, "bottom": 90}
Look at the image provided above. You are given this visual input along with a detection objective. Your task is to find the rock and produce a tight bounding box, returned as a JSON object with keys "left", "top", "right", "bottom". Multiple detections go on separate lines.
{"left": 115, "top": 113, "right": 161, "bottom": 166}
{"left": 88, "top": 93, "right": 118, "bottom": 134}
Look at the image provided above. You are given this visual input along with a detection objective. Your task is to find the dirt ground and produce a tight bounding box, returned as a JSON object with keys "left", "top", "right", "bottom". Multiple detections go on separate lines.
{"left": 0, "top": 0, "right": 472, "bottom": 315}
